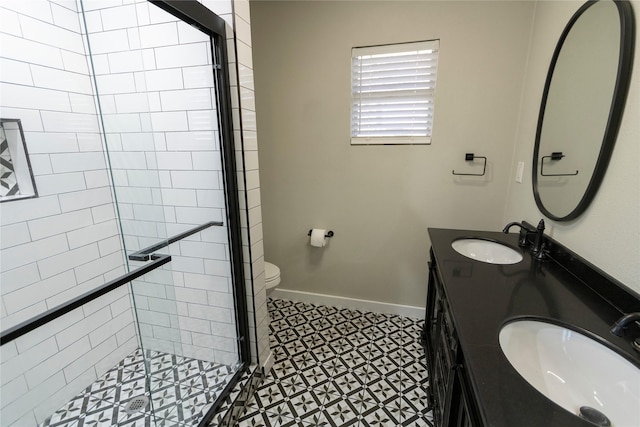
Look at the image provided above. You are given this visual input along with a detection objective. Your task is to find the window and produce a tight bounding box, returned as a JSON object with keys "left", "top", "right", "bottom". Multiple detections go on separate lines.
{"left": 351, "top": 40, "right": 439, "bottom": 145}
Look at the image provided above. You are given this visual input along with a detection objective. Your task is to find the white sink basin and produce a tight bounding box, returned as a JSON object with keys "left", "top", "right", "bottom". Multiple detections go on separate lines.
{"left": 499, "top": 319, "right": 640, "bottom": 426}
{"left": 451, "top": 238, "right": 522, "bottom": 264}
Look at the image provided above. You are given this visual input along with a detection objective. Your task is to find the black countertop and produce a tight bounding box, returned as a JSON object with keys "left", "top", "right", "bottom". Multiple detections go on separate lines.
{"left": 427, "top": 227, "right": 640, "bottom": 427}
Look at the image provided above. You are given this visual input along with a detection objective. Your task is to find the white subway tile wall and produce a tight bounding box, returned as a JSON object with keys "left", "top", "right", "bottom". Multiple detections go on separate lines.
{"left": 0, "top": 0, "right": 269, "bottom": 424}
{"left": 217, "top": 0, "right": 270, "bottom": 368}
{"left": 84, "top": 0, "right": 245, "bottom": 365}
{"left": 0, "top": 289, "right": 136, "bottom": 426}
{"left": 0, "top": 2, "right": 136, "bottom": 423}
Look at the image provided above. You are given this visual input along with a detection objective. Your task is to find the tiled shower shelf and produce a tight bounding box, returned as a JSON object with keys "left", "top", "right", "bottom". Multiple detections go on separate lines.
{"left": 42, "top": 349, "right": 238, "bottom": 427}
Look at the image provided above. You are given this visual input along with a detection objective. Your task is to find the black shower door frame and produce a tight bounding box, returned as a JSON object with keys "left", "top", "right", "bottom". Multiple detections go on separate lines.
{"left": 148, "top": 1, "right": 252, "bottom": 424}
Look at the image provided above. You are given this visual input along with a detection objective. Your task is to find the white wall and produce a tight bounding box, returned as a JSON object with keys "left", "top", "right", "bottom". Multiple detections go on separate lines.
{"left": 0, "top": 288, "right": 137, "bottom": 426}
{"left": 0, "top": 2, "right": 137, "bottom": 424}
{"left": 503, "top": 0, "right": 640, "bottom": 293}
{"left": 226, "top": 0, "right": 271, "bottom": 369}
{"left": 0, "top": 0, "right": 127, "bottom": 335}
{"left": 0, "top": 0, "right": 271, "bottom": 424}
{"left": 83, "top": 0, "right": 239, "bottom": 364}
{"left": 251, "top": 0, "right": 535, "bottom": 307}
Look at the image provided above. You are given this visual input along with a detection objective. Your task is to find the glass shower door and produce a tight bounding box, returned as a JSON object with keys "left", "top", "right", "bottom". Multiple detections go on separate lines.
{"left": 82, "top": 0, "right": 244, "bottom": 424}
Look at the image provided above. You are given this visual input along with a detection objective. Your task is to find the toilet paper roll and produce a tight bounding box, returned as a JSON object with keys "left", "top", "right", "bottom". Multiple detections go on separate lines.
{"left": 310, "top": 228, "right": 327, "bottom": 247}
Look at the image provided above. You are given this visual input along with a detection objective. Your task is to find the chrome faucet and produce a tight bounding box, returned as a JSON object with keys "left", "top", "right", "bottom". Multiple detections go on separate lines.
{"left": 502, "top": 219, "right": 546, "bottom": 259}
{"left": 610, "top": 312, "right": 640, "bottom": 336}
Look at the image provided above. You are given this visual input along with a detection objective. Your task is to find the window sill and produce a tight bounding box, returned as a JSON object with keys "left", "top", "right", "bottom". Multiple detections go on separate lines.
{"left": 350, "top": 136, "right": 431, "bottom": 146}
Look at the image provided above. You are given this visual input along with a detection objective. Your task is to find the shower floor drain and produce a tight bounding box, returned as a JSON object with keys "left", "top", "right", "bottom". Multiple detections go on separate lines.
{"left": 124, "top": 396, "right": 149, "bottom": 414}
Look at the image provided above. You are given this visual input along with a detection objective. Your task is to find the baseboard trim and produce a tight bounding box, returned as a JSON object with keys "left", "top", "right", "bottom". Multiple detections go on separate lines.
{"left": 270, "top": 289, "right": 425, "bottom": 319}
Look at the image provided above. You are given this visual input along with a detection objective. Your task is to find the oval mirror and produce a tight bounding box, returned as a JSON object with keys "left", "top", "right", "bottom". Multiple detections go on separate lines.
{"left": 532, "top": 0, "right": 635, "bottom": 221}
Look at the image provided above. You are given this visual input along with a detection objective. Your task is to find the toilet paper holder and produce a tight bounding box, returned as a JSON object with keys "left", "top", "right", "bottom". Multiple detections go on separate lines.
{"left": 308, "top": 229, "right": 334, "bottom": 238}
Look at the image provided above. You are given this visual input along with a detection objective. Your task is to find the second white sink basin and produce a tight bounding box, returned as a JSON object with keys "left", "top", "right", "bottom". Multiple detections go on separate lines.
{"left": 499, "top": 319, "right": 640, "bottom": 426}
{"left": 451, "top": 238, "right": 522, "bottom": 264}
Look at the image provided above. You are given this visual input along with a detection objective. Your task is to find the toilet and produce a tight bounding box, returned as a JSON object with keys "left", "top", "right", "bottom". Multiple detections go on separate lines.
{"left": 264, "top": 262, "right": 281, "bottom": 293}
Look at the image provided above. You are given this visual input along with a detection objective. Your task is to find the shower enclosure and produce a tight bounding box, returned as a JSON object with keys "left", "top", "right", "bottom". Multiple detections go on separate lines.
{"left": 0, "top": 1, "right": 251, "bottom": 425}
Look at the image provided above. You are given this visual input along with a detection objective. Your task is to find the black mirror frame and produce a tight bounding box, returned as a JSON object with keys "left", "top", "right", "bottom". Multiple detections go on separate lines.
{"left": 532, "top": 0, "right": 635, "bottom": 221}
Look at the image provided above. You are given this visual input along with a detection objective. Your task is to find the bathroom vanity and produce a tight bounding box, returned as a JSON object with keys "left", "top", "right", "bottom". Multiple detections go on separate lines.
{"left": 423, "top": 226, "right": 640, "bottom": 427}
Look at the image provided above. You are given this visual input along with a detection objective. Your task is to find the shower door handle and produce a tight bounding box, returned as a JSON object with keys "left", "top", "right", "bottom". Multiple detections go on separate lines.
{"left": 128, "top": 221, "right": 224, "bottom": 261}
{"left": 0, "top": 254, "right": 172, "bottom": 345}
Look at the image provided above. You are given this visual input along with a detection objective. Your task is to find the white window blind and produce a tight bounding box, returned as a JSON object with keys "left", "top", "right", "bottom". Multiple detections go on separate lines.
{"left": 351, "top": 40, "right": 439, "bottom": 145}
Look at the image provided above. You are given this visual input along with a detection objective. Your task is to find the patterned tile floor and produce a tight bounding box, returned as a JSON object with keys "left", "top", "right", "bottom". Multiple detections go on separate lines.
{"left": 42, "top": 349, "right": 238, "bottom": 427}
{"left": 208, "top": 365, "right": 259, "bottom": 427}
{"left": 238, "top": 298, "right": 433, "bottom": 427}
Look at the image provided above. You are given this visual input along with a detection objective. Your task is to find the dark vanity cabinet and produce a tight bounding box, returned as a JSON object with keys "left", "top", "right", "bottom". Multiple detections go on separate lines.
{"left": 453, "top": 365, "right": 480, "bottom": 427}
{"left": 423, "top": 228, "right": 640, "bottom": 427}
{"left": 424, "top": 249, "right": 480, "bottom": 427}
